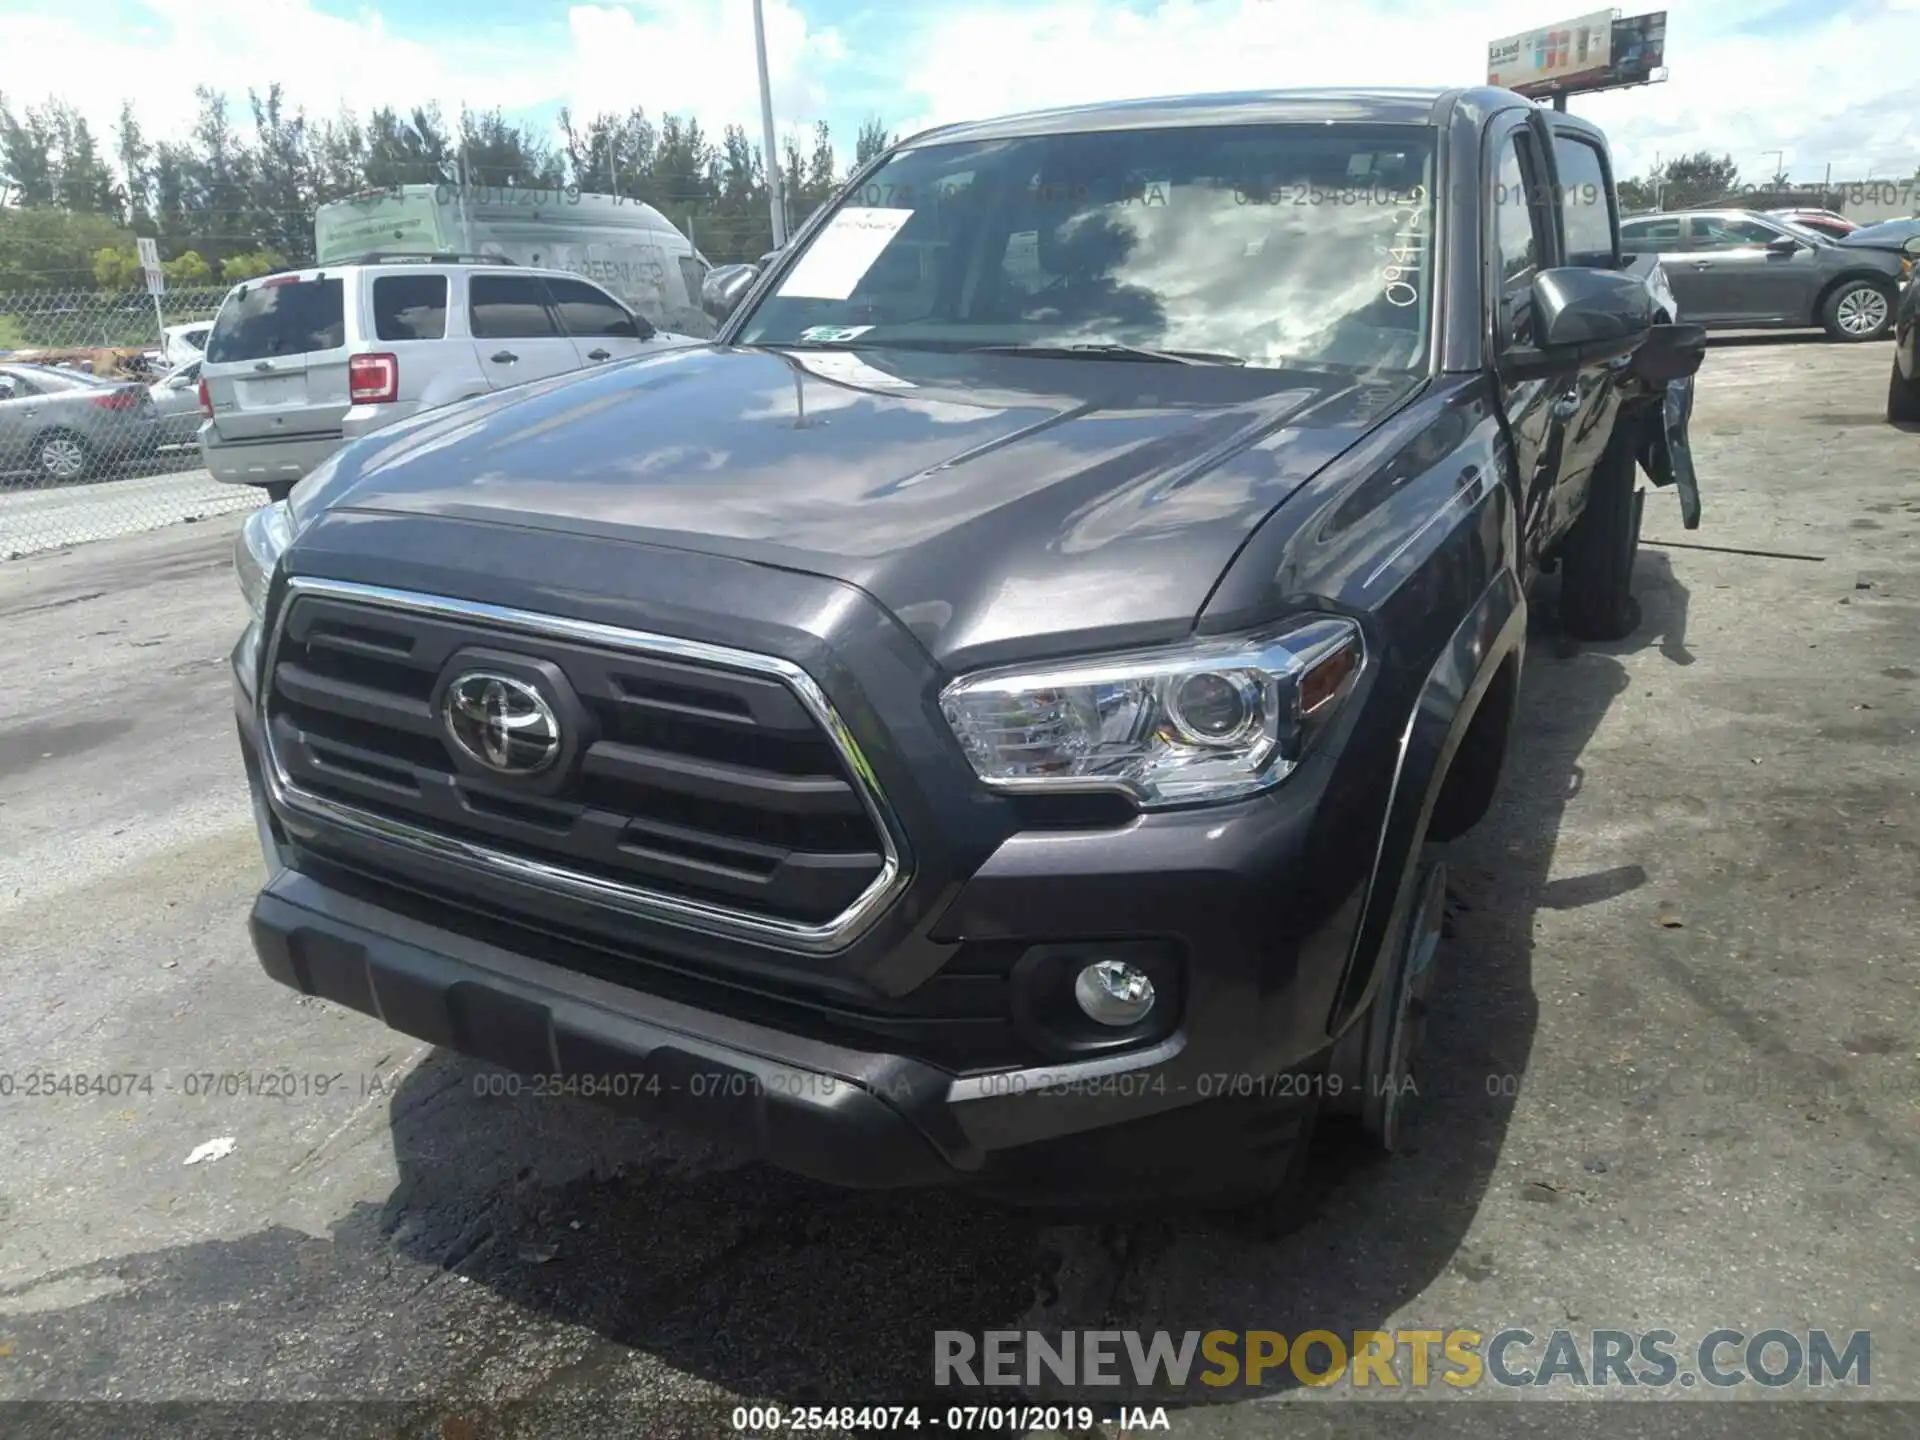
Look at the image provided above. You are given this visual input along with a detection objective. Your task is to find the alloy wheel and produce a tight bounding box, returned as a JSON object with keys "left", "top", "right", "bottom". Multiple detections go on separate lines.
{"left": 38, "top": 436, "right": 86, "bottom": 480}
{"left": 1837, "top": 286, "right": 1890, "bottom": 337}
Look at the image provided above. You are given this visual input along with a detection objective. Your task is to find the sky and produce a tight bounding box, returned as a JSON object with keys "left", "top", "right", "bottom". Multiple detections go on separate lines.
{"left": 1, "top": 0, "right": 1917, "bottom": 188}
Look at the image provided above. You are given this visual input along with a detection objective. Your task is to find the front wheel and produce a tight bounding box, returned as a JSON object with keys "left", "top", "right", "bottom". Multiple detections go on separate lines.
{"left": 35, "top": 430, "right": 93, "bottom": 483}
{"left": 1890, "top": 353, "right": 1920, "bottom": 424}
{"left": 1354, "top": 851, "right": 1448, "bottom": 1153}
{"left": 1822, "top": 280, "right": 1894, "bottom": 342}
{"left": 1559, "top": 437, "right": 1644, "bottom": 642}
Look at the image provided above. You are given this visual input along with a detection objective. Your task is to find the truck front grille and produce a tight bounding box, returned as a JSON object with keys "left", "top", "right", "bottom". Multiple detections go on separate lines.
{"left": 259, "top": 579, "right": 907, "bottom": 952}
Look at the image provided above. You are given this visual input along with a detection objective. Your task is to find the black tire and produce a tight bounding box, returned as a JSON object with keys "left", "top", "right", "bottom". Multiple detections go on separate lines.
{"left": 1820, "top": 279, "right": 1895, "bottom": 342}
{"left": 1890, "top": 355, "right": 1920, "bottom": 424}
{"left": 1559, "top": 436, "right": 1643, "bottom": 642}
{"left": 33, "top": 429, "right": 94, "bottom": 483}
{"left": 1350, "top": 847, "right": 1449, "bottom": 1156}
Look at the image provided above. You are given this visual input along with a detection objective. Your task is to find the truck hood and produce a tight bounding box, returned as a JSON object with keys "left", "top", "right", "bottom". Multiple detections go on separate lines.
{"left": 294, "top": 344, "right": 1416, "bottom": 665}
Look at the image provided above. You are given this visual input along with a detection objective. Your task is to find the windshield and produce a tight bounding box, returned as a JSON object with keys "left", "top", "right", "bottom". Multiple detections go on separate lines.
{"left": 736, "top": 122, "right": 1438, "bottom": 374}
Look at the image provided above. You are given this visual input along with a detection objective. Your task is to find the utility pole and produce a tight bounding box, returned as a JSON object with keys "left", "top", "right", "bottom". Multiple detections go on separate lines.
{"left": 752, "top": 0, "right": 787, "bottom": 248}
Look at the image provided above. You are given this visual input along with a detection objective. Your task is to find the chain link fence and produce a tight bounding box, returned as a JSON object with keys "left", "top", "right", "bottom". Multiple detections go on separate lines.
{"left": 0, "top": 285, "right": 264, "bottom": 560}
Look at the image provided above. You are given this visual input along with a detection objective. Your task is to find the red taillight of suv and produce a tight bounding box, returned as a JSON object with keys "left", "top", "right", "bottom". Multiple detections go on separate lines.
{"left": 92, "top": 388, "right": 142, "bottom": 411}
{"left": 348, "top": 352, "right": 399, "bottom": 404}
{"left": 197, "top": 376, "right": 212, "bottom": 416}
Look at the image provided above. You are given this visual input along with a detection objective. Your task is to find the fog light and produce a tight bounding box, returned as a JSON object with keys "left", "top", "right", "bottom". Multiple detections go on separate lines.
{"left": 1073, "top": 960, "right": 1157, "bottom": 1027}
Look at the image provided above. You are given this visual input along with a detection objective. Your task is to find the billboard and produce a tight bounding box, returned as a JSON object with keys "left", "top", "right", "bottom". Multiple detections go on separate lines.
{"left": 1606, "top": 11, "right": 1667, "bottom": 87}
{"left": 1487, "top": 11, "right": 1616, "bottom": 95}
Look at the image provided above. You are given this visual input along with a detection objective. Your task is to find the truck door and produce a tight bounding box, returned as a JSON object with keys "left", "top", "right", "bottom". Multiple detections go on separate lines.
{"left": 1540, "top": 122, "right": 1627, "bottom": 538}
{"left": 1484, "top": 115, "right": 1570, "bottom": 574}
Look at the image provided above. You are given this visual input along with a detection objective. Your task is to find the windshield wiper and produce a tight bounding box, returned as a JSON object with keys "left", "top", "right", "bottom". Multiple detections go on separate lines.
{"left": 965, "top": 342, "right": 1246, "bottom": 366}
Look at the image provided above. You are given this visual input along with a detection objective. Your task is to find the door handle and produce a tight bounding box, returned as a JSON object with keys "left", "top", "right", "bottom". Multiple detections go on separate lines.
{"left": 1691, "top": 260, "right": 1712, "bottom": 269}
{"left": 587, "top": 348, "right": 611, "bottom": 361}
{"left": 490, "top": 350, "right": 518, "bottom": 364}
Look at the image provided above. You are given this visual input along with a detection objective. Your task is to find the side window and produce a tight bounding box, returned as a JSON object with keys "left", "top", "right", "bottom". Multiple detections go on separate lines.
{"left": 1491, "top": 132, "right": 1549, "bottom": 347}
{"left": 1, "top": 372, "right": 41, "bottom": 397}
{"left": 1690, "top": 216, "right": 1779, "bottom": 251}
{"left": 372, "top": 274, "right": 449, "bottom": 341}
{"left": 546, "top": 277, "right": 643, "bottom": 339}
{"left": 1621, "top": 217, "right": 1683, "bottom": 251}
{"left": 1552, "top": 136, "right": 1615, "bottom": 268}
{"left": 468, "top": 275, "right": 561, "bottom": 339}
{"left": 0, "top": 376, "right": 15, "bottom": 400}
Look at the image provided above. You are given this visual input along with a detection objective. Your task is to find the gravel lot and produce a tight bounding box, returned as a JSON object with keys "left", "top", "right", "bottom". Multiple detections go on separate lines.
{"left": 0, "top": 338, "right": 1915, "bottom": 1440}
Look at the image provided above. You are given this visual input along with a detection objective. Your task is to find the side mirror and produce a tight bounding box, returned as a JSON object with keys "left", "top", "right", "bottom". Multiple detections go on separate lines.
{"left": 701, "top": 263, "right": 760, "bottom": 322}
{"left": 1500, "top": 267, "right": 1653, "bottom": 380}
{"left": 1766, "top": 234, "right": 1801, "bottom": 255}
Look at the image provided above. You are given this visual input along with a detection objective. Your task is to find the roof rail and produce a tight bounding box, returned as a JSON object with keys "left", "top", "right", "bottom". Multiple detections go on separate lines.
{"left": 342, "top": 252, "right": 519, "bottom": 266}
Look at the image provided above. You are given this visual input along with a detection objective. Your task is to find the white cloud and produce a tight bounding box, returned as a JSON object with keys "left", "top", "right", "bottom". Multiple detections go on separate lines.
{"left": 0, "top": 0, "right": 553, "bottom": 145}
{"left": 564, "top": 0, "right": 846, "bottom": 141}
{"left": 896, "top": 0, "right": 1920, "bottom": 183}
{"left": 1, "top": 0, "right": 1914, "bottom": 191}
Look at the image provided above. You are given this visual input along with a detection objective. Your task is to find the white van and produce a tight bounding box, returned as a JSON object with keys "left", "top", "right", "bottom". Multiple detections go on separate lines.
{"left": 314, "top": 184, "right": 714, "bottom": 335}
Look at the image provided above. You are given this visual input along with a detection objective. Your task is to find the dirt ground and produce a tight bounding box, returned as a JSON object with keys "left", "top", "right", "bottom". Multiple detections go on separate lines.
{"left": 0, "top": 335, "right": 1915, "bottom": 1440}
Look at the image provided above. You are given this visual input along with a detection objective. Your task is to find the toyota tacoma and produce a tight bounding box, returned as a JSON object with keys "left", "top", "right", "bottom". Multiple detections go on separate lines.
{"left": 233, "top": 87, "right": 1703, "bottom": 1205}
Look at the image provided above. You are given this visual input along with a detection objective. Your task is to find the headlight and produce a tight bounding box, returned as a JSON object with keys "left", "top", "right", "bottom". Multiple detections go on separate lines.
{"left": 236, "top": 499, "right": 294, "bottom": 622}
{"left": 939, "top": 617, "right": 1364, "bottom": 808}
{"left": 234, "top": 500, "right": 294, "bottom": 685}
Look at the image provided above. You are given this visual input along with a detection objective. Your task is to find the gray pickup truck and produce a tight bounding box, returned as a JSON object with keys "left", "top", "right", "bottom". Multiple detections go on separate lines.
{"left": 232, "top": 87, "right": 1702, "bottom": 1207}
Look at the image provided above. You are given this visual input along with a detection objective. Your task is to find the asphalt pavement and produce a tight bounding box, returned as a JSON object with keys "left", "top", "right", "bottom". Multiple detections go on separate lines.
{"left": 0, "top": 337, "right": 1915, "bottom": 1440}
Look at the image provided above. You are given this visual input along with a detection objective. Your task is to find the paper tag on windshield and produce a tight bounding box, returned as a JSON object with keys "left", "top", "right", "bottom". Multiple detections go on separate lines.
{"left": 776, "top": 209, "right": 913, "bottom": 300}
{"left": 799, "top": 324, "right": 874, "bottom": 343}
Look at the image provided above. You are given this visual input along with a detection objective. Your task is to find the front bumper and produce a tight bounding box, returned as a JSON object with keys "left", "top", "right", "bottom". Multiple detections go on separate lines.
{"left": 233, "top": 527, "right": 1383, "bottom": 1193}
{"left": 251, "top": 867, "right": 970, "bottom": 1188}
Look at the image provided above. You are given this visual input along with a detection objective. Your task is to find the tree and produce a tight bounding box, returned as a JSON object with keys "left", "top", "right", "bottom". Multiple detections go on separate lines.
{"left": 854, "top": 117, "right": 892, "bottom": 168}
{"left": 364, "top": 105, "right": 451, "bottom": 190}
{"left": 114, "top": 101, "right": 153, "bottom": 226}
{"left": 249, "top": 85, "right": 313, "bottom": 261}
{"left": 163, "top": 250, "right": 212, "bottom": 284}
{"left": 0, "top": 206, "right": 131, "bottom": 289}
{"left": 92, "top": 245, "right": 141, "bottom": 287}
{"left": 455, "top": 106, "right": 563, "bottom": 190}
{"left": 221, "top": 248, "right": 288, "bottom": 280}
{"left": 1656, "top": 152, "right": 1742, "bottom": 210}
{"left": 0, "top": 95, "right": 56, "bottom": 206}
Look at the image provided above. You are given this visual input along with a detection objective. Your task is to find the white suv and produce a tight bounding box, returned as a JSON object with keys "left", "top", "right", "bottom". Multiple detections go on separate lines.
{"left": 197, "top": 258, "right": 697, "bottom": 495}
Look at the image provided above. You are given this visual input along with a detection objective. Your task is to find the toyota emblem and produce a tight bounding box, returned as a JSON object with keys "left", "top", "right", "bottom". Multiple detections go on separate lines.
{"left": 442, "top": 672, "right": 562, "bottom": 775}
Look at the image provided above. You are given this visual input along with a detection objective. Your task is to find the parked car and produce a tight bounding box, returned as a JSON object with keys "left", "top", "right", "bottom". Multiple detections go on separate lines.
{"left": 198, "top": 258, "right": 698, "bottom": 499}
{"left": 1620, "top": 208, "right": 1905, "bottom": 339}
{"left": 1842, "top": 216, "right": 1920, "bottom": 255}
{"left": 148, "top": 358, "right": 205, "bottom": 448}
{"left": 160, "top": 322, "right": 212, "bottom": 370}
{"left": 232, "top": 86, "right": 1703, "bottom": 1205}
{"left": 1766, "top": 208, "right": 1857, "bottom": 240}
{"left": 0, "top": 362, "right": 161, "bottom": 482}
{"left": 1889, "top": 236, "right": 1920, "bottom": 423}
